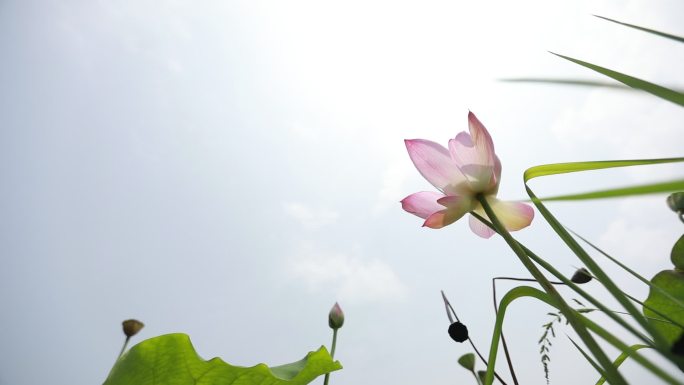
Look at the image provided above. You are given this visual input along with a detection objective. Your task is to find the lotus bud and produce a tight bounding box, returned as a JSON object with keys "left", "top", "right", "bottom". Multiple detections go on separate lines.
{"left": 571, "top": 268, "right": 592, "bottom": 284}
{"left": 328, "top": 302, "right": 344, "bottom": 329}
{"left": 448, "top": 321, "right": 469, "bottom": 343}
{"left": 122, "top": 319, "right": 144, "bottom": 338}
{"left": 667, "top": 192, "right": 684, "bottom": 214}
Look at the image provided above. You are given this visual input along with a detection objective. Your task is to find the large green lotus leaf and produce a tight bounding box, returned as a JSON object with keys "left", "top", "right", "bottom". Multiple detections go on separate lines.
{"left": 643, "top": 270, "right": 684, "bottom": 345}
{"left": 104, "top": 334, "right": 342, "bottom": 385}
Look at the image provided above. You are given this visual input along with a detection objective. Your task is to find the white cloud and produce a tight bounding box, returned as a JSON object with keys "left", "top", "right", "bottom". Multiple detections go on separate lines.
{"left": 283, "top": 202, "right": 339, "bottom": 230}
{"left": 287, "top": 241, "right": 407, "bottom": 304}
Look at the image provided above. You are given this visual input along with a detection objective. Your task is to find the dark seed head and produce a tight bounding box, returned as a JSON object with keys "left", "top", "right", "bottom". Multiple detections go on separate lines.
{"left": 448, "top": 321, "right": 469, "bottom": 343}
{"left": 571, "top": 268, "right": 592, "bottom": 284}
{"left": 122, "top": 319, "right": 144, "bottom": 338}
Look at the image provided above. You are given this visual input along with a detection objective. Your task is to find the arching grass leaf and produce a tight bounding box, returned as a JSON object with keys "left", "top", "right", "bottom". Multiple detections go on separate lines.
{"left": 482, "top": 286, "right": 682, "bottom": 385}
{"left": 550, "top": 53, "right": 684, "bottom": 107}
{"left": 594, "top": 15, "right": 684, "bottom": 43}
{"left": 596, "top": 345, "right": 651, "bottom": 385}
{"left": 104, "top": 334, "right": 342, "bottom": 385}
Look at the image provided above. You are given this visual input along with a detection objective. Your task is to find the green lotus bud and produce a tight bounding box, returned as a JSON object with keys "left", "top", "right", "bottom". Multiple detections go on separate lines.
{"left": 122, "top": 319, "right": 144, "bottom": 338}
{"left": 571, "top": 268, "right": 592, "bottom": 284}
{"left": 328, "top": 302, "right": 344, "bottom": 329}
{"left": 667, "top": 193, "right": 684, "bottom": 213}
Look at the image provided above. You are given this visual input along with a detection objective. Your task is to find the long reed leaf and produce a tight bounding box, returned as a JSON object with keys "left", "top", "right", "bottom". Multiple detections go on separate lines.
{"left": 477, "top": 197, "right": 627, "bottom": 385}
{"left": 596, "top": 345, "right": 651, "bottom": 385}
{"left": 486, "top": 286, "right": 682, "bottom": 385}
{"left": 594, "top": 15, "right": 684, "bottom": 43}
{"left": 550, "top": 53, "right": 684, "bottom": 107}
{"left": 538, "top": 179, "right": 684, "bottom": 202}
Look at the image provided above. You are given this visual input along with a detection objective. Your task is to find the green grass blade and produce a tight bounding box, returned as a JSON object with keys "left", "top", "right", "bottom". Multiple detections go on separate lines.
{"left": 523, "top": 158, "right": 684, "bottom": 366}
{"left": 595, "top": 345, "right": 651, "bottom": 385}
{"left": 569, "top": 229, "right": 684, "bottom": 310}
{"left": 477, "top": 196, "right": 627, "bottom": 385}
{"left": 471, "top": 212, "right": 655, "bottom": 346}
{"left": 538, "top": 179, "right": 684, "bottom": 202}
{"left": 501, "top": 78, "right": 684, "bottom": 95}
{"left": 594, "top": 15, "right": 684, "bottom": 43}
{"left": 568, "top": 336, "right": 605, "bottom": 376}
{"left": 486, "top": 286, "right": 682, "bottom": 385}
{"left": 551, "top": 52, "right": 684, "bottom": 107}
{"left": 500, "top": 78, "right": 629, "bottom": 89}
{"left": 524, "top": 158, "right": 684, "bottom": 181}
{"left": 525, "top": 183, "right": 675, "bottom": 358}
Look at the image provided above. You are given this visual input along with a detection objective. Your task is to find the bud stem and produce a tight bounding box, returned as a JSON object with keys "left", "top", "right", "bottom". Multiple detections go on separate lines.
{"left": 442, "top": 291, "right": 509, "bottom": 385}
{"left": 117, "top": 336, "right": 131, "bottom": 360}
{"left": 323, "top": 328, "right": 339, "bottom": 385}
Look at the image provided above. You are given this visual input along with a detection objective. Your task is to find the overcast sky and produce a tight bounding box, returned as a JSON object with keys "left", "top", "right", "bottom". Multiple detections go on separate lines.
{"left": 1, "top": 1, "right": 683, "bottom": 385}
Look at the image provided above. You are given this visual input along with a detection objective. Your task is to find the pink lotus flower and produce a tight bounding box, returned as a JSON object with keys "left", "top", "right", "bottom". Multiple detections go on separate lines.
{"left": 401, "top": 112, "right": 533, "bottom": 238}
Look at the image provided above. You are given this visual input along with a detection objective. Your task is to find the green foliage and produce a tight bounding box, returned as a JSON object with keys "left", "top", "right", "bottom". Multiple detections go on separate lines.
{"left": 524, "top": 158, "right": 684, "bottom": 338}
{"left": 476, "top": 371, "right": 486, "bottom": 385}
{"left": 538, "top": 179, "right": 684, "bottom": 202}
{"left": 524, "top": 158, "right": 684, "bottom": 187}
{"left": 593, "top": 15, "right": 684, "bottom": 43}
{"left": 457, "top": 353, "right": 476, "bottom": 372}
{"left": 551, "top": 52, "right": 684, "bottom": 107}
{"left": 644, "top": 270, "right": 684, "bottom": 348}
{"left": 484, "top": 286, "right": 682, "bottom": 385}
{"left": 104, "top": 334, "right": 342, "bottom": 385}
{"left": 672, "top": 235, "right": 684, "bottom": 271}
{"left": 595, "top": 345, "right": 651, "bottom": 385}
{"left": 538, "top": 303, "right": 596, "bottom": 383}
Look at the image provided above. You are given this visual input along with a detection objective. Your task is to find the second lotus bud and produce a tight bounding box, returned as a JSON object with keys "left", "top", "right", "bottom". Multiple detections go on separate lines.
{"left": 328, "top": 302, "right": 344, "bottom": 329}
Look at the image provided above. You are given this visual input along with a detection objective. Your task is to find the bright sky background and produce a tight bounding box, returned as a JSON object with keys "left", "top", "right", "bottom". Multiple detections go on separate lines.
{"left": 1, "top": 1, "right": 683, "bottom": 385}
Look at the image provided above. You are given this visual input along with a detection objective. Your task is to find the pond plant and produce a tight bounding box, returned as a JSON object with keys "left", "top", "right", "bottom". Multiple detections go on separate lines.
{"left": 102, "top": 15, "right": 683, "bottom": 385}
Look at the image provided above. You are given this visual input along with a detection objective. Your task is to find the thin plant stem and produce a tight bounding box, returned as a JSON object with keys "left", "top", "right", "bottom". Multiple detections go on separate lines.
{"left": 471, "top": 212, "right": 654, "bottom": 347}
{"left": 117, "top": 336, "right": 130, "bottom": 361}
{"left": 568, "top": 227, "right": 684, "bottom": 310}
{"left": 491, "top": 277, "right": 564, "bottom": 385}
{"left": 524, "top": 185, "right": 676, "bottom": 361}
{"left": 475, "top": 194, "right": 627, "bottom": 385}
{"left": 472, "top": 369, "right": 484, "bottom": 385}
{"left": 442, "top": 291, "right": 509, "bottom": 385}
{"left": 323, "top": 329, "right": 338, "bottom": 385}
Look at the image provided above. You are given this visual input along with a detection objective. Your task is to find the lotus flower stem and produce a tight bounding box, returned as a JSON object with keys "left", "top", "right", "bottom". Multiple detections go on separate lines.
{"left": 492, "top": 277, "right": 561, "bottom": 385}
{"left": 322, "top": 329, "right": 338, "bottom": 385}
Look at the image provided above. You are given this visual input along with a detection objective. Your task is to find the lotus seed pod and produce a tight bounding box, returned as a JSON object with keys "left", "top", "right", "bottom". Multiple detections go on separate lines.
{"left": 448, "top": 321, "right": 469, "bottom": 343}
{"left": 667, "top": 193, "right": 684, "bottom": 213}
{"left": 122, "top": 319, "right": 144, "bottom": 338}
{"left": 328, "top": 302, "right": 344, "bottom": 329}
{"left": 571, "top": 268, "right": 592, "bottom": 284}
